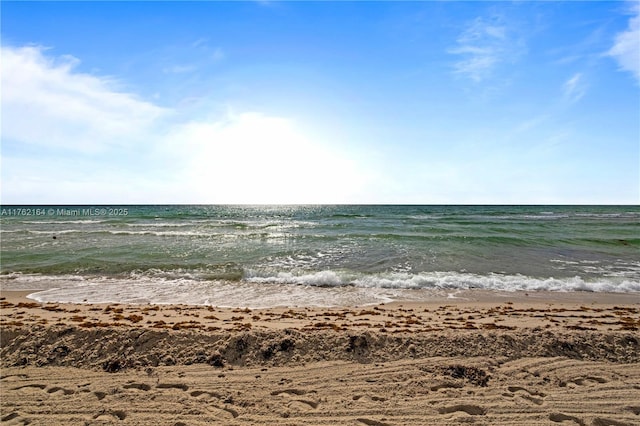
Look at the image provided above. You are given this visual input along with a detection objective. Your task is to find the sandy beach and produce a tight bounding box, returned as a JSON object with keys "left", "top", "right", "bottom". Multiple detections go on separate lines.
{"left": 1, "top": 290, "right": 639, "bottom": 425}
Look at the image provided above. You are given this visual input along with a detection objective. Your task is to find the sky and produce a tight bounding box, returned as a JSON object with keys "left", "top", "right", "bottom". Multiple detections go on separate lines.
{"left": 1, "top": 1, "right": 639, "bottom": 205}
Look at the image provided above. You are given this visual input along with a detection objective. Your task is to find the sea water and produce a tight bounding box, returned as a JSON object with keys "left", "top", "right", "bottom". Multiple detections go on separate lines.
{"left": 1, "top": 205, "right": 638, "bottom": 307}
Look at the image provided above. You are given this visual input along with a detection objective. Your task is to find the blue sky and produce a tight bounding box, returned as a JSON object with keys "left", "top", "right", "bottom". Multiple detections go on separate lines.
{"left": 1, "top": 1, "right": 638, "bottom": 204}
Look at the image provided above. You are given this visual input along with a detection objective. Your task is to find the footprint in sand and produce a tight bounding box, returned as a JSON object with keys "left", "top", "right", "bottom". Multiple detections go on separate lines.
{"left": 189, "top": 390, "right": 239, "bottom": 418}
{"left": 438, "top": 404, "right": 487, "bottom": 416}
{"left": 271, "top": 389, "right": 308, "bottom": 396}
{"left": 189, "top": 390, "right": 223, "bottom": 400}
{"left": 506, "top": 386, "right": 546, "bottom": 405}
{"left": 592, "top": 418, "right": 634, "bottom": 426}
{"left": 0, "top": 374, "right": 28, "bottom": 382}
{"left": 223, "top": 406, "right": 239, "bottom": 418}
{"left": 430, "top": 382, "right": 462, "bottom": 392}
{"left": 93, "top": 410, "right": 127, "bottom": 421}
{"left": 12, "top": 383, "right": 46, "bottom": 392}
{"left": 625, "top": 406, "right": 640, "bottom": 415}
{"left": 356, "top": 419, "right": 392, "bottom": 426}
{"left": 11, "top": 383, "right": 75, "bottom": 396}
{"left": 288, "top": 399, "right": 319, "bottom": 410}
{"left": 1, "top": 412, "right": 31, "bottom": 425}
{"left": 549, "top": 413, "right": 585, "bottom": 425}
{"left": 353, "top": 395, "right": 388, "bottom": 403}
{"left": 507, "top": 386, "right": 545, "bottom": 397}
{"left": 123, "top": 383, "right": 152, "bottom": 391}
{"left": 156, "top": 383, "right": 189, "bottom": 391}
{"left": 46, "top": 386, "right": 76, "bottom": 396}
{"left": 564, "top": 376, "right": 608, "bottom": 387}
{"left": 204, "top": 405, "right": 239, "bottom": 419}
{"left": 271, "top": 389, "right": 319, "bottom": 411}
{"left": 122, "top": 382, "right": 190, "bottom": 395}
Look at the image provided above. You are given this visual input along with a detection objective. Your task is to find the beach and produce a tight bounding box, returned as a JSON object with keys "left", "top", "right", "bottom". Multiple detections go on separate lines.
{"left": 2, "top": 289, "right": 639, "bottom": 425}
{"left": 3, "top": 0, "right": 639, "bottom": 419}
{"left": 2, "top": 205, "right": 639, "bottom": 424}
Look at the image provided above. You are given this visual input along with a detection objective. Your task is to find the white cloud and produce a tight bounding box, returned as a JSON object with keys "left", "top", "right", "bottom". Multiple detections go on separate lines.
{"left": 450, "top": 15, "right": 523, "bottom": 82}
{"left": 562, "top": 72, "right": 587, "bottom": 103}
{"left": 608, "top": 2, "right": 640, "bottom": 84}
{"left": 1, "top": 45, "right": 371, "bottom": 204}
{"left": 1, "top": 45, "right": 168, "bottom": 153}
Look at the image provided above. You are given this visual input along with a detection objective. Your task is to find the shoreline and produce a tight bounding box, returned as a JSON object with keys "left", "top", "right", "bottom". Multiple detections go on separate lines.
{"left": 2, "top": 289, "right": 639, "bottom": 425}
{"left": 8, "top": 286, "right": 640, "bottom": 308}
{"left": 3, "top": 288, "right": 640, "bottom": 341}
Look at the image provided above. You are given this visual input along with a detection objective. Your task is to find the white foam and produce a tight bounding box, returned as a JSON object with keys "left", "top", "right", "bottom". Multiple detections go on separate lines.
{"left": 246, "top": 269, "right": 640, "bottom": 293}
{"left": 246, "top": 270, "right": 348, "bottom": 287}
{"left": 107, "top": 230, "right": 213, "bottom": 237}
{"left": 3, "top": 269, "right": 638, "bottom": 309}
{"left": 125, "top": 222, "right": 194, "bottom": 227}
{"left": 21, "top": 276, "right": 398, "bottom": 308}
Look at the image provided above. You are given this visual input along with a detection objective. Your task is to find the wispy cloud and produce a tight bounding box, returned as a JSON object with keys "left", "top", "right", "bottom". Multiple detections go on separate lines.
{"left": 608, "top": 1, "right": 640, "bottom": 84}
{"left": 191, "top": 38, "right": 225, "bottom": 62}
{"left": 162, "top": 64, "right": 197, "bottom": 74}
{"left": 562, "top": 72, "right": 587, "bottom": 103}
{"left": 211, "top": 47, "right": 225, "bottom": 62}
{"left": 162, "top": 65, "right": 196, "bottom": 74}
{"left": 449, "top": 14, "right": 524, "bottom": 82}
{"left": 191, "top": 37, "right": 208, "bottom": 49}
{"left": 1, "top": 45, "right": 167, "bottom": 153}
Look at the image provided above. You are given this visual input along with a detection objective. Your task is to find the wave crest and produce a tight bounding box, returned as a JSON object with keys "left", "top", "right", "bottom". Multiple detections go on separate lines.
{"left": 245, "top": 269, "right": 640, "bottom": 293}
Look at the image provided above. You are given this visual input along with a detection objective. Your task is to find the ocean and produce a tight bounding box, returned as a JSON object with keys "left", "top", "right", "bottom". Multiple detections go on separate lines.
{"left": 1, "top": 205, "right": 638, "bottom": 307}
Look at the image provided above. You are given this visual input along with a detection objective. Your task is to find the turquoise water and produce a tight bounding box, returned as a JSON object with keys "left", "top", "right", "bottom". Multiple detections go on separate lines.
{"left": 1, "top": 205, "right": 638, "bottom": 307}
